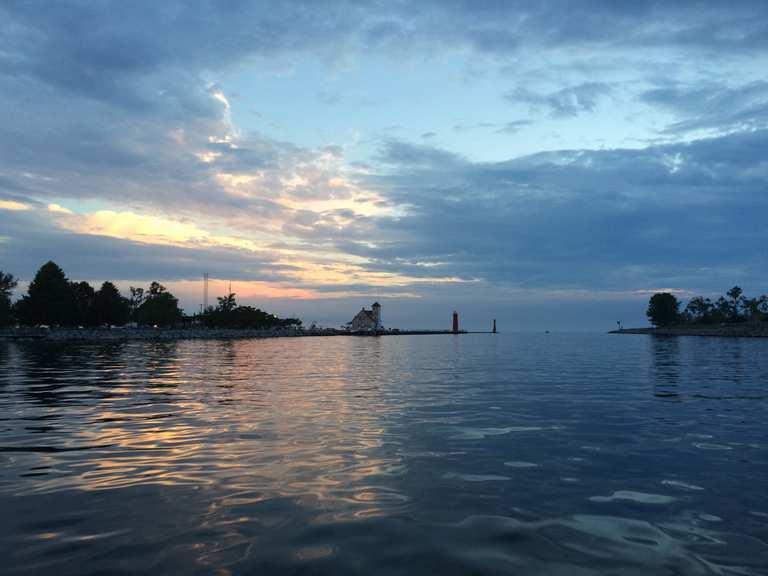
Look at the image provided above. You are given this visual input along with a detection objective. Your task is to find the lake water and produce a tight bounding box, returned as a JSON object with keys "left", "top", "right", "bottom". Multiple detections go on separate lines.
{"left": 1, "top": 333, "right": 767, "bottom": 575}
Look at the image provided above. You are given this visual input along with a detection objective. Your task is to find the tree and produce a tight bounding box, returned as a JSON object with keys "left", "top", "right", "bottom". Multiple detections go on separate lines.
{"left": 0, "top": 270, "right": 17, "bottom": 327}
{"left": 133, "top": 282, "right": 182, "bottom": 326}
{"left": 684, "top": 296, "right": 713, "bottom": 323}
{"left": 70, "top": 280, "right": 96, "bottom": 326}
{"left": 714, "top": 296, "right": 731, "bottom": 321}
{"left": 15, "top": 261, "right": 77, "bottom": 326}
{"left": 726, "top": 286, "right": 745, "bottom": 320}
{"left": 743, "top": 294, "right": 768, "bottom": 321}
{"left": 646, "top": 292, "right": 680, "bottom": 327}
{"left": 202, "top": 292, "right": 301, "bottom": 329}
{"left": 759, "top": 295, "right": 768, "bottom": 316}
{"left": 93, "top": 282, "right": 130, "bottom": 326}
{"left": 129, "top": 287, "right": 145, "bottom": 319}
{"left": 217, "top": 292, "right": 237, "bottom": 314}
{"left": 203, "top": 292, "right": 240, "bottom": 328}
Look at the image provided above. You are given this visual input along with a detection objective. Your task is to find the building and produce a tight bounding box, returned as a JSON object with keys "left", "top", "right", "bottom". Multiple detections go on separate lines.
{"left": 349, "top": 302, "right": 381, "bottom": 332}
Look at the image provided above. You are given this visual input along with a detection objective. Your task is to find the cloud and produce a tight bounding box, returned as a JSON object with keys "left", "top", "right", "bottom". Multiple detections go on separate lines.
{"left": 47, "top": 203, "right": 73, "bottom": 214}
{"left": 641, "top": 80, "right": 768, "bottom": 134}
{"left": 1, "top": 0, "right": 768, "bottom": 326}
{"left": 0, "top": 206, "right": 284, "bottom": 283}
{"left": 357, "top": 130, "right": 768, "bottom": 293}
{"left": 375, "top": 140, "right": 466, "bottom": 168}
{"left": 0, "top": 199, "right": 31, "bottom": 211}
{"left": 435, "top": 2, "right": 768, "bottom": 55}
{"left": 506, "top": 83, "right": 613, "bottom": 117}
{"left": 496, "top": 120, "right": 533, "bottom": 134}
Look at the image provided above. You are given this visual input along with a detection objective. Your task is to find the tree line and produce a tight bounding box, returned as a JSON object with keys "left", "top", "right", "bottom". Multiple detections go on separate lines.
{"left": 0, "top": 261, "right": 182, "bottom": 327}
{"left": 202, "top": 292, "right": 301, "bottom": 329}
{"left": 647, "top": 286, "right": 768, "bottom": 327}
{"left": 0, "top": 261, "right": 300, "bottom": 330}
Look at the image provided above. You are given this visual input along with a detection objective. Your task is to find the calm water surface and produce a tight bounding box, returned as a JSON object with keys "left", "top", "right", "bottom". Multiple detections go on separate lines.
{"left": 1, "top": 333, "right": 767, "bottom": 575}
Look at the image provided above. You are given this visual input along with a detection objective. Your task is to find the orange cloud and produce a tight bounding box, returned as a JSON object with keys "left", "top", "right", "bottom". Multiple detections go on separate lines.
{"left": 0, "top": 200, "right": 31, "bottom": 211}
{"left": 171, "top": 278, "right": 319, "bottom": 300}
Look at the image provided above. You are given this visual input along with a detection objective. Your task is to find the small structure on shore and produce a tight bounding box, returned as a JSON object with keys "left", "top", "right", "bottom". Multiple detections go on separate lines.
{"left": 349, "top": 302, "right": 381, "bottom": 332}
{"left": 492, "top": 319, "right": 497, "bottom": 333}
{"left": 452, "top": 311, "right": 459, "bottom": 334}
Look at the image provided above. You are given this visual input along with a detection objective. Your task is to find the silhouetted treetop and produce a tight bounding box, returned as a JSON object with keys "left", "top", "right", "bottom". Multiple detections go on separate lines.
{"left": 16, "top": 261, "right": 77, "bottom": 326}
{"left": 9, "top": 262, "right": 134, "bottom": 327}
{"left": 203, "top": 292, "right": 301, "bottom": 329}
{"left": 655, "top": 286, "right": 768, "bottom": 327}
{"left": 0, "top": 270, "right": 17, "bottom": 327}
{"left": 4, "top": 263, "right": 300, "bottom": 330}
{"left": 133, "top": 281, "right": 182, "bottom": 326}
{"left": 93, "top": 281, "right": 130, "bottom": 326}
{"left": 646, "top": 292, "right": 680, "bottom": 327}
{"left": 71, "top": 280, "right": 96, "bottom": 326}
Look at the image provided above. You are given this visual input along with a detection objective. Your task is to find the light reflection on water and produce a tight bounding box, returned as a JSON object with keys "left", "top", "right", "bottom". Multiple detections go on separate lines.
{"left": 1, "top": 334, "right": 767, "bottom": 575}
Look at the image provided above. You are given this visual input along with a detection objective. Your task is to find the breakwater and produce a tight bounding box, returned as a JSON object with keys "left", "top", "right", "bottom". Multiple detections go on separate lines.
{"left": 0, "top": 327, "right": 329, "bottom": 342}
{"left": 0, "top": 327, "right": 472, "bottom": 342}
{"left": 611, "top": 322, "right": 768, "bottom": 338}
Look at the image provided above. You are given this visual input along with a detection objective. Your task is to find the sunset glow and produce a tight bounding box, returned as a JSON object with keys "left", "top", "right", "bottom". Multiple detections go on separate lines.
{"left": 1, "top": 1, "right": 766, "bottom": 329}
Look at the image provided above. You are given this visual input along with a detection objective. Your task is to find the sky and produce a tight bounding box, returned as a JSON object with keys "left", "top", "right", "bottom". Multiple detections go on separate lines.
{"left": 1, "top": 1, "right": 767, "bottom": 330}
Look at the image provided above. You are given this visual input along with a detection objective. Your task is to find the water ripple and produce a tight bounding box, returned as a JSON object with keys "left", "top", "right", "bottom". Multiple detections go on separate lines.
{"left": 1, "top": 334, "right": 767, "bottom": 574}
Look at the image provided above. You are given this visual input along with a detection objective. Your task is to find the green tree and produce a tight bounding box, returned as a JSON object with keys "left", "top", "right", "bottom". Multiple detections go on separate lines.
{"left": 646, "top": 292, "right": 680, "bottom": 327}
{"left": 0, "top": 270, "right": 17, "bottom": 327}
{"left": 134, "top": 282, "right": 182, "bottom": 326}
{"left": 93, "top": 282, "right": 130, "bottom": 326}
{"left": 15, "top": 261, "right": 77, "bottom": 326}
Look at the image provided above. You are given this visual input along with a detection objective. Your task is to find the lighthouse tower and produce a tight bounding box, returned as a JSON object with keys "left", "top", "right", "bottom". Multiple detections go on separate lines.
{"left": 372, "top": 302, "right": 381, "bottom": 330}
{"left": 452, "top": 311, "right": 459, "bottom": 334}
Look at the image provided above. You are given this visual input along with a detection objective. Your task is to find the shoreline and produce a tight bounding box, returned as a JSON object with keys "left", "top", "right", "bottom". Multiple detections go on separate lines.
{"left": 0, "top": 327, "right": 471, "bottom": 343}
{"left": 611, "top": 323, "right": 768, "bottom": 338}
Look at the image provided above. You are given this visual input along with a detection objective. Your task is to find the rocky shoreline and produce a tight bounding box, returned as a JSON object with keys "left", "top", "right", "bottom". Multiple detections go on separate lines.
{"left": 0, "top": 327, "right": 339, "bottom": 342}
{"left": 611, "top": 323, "right": 768, "bottom": 338}
{"left": 0, "top": 327, "right": 468, "bottom": 342}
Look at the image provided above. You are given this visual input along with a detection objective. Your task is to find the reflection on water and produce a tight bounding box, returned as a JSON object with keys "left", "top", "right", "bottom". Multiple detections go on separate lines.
{"left": 1, "top": 334, "right": 767, "bottom": 575}
{"left": 652, "top": 336, "right": 680, "bottom": 399}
